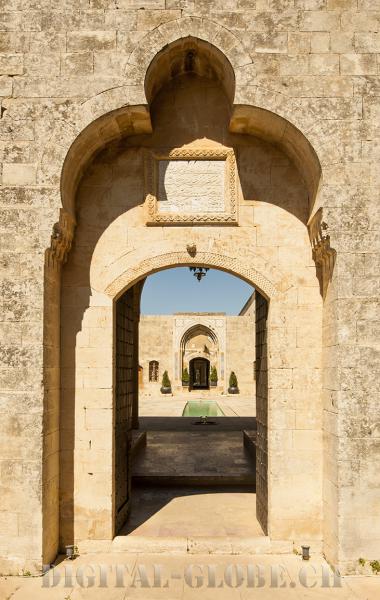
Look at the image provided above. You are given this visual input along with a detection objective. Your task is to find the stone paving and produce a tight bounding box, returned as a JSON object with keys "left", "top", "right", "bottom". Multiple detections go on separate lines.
{"left": 132, "top": 431, "right": 256, "bottom": 483}
{"left": 138, "top": 395, "right": 255, "bottom": 418}
{"left": 1, "top": 553, "right": 379, "bottom": 599}
{"left": 121, "top": 486, "right": 259, "bottom": 539}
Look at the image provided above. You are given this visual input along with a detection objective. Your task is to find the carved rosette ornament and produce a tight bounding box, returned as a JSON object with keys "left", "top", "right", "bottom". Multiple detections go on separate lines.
{"left": 46, "top": 209, "right": 76, "bottom": 268}
{"left": 308, "top": 208, "right": 336, "bottom": 299}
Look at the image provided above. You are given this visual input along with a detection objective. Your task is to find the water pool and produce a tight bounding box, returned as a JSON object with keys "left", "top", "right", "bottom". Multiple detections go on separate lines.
{"left": 182, "top": 400, "right": 225, "bottom": 417}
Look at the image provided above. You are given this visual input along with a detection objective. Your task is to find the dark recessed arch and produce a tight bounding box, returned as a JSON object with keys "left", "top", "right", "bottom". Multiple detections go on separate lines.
{"left": 60, "top": 36, "right": 321, "bottom": 222}
{"left": 144, "top": 36, "right": 236, "bottom": 106}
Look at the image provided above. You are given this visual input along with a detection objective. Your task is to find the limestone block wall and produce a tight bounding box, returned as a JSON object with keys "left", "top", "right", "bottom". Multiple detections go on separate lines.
{"left": 0, "top": 0, "right": 377, "bottom": 576}
{"left": 226, "top": 315, "right": 255, "bottom": 396}
{"left": 139, "top": 315, "right": 174, "bottom": 394}
{"left": 42, "top": 259, "right": 61, "bottom": 568}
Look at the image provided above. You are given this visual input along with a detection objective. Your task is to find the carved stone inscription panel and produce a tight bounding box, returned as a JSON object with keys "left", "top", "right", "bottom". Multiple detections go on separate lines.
{"left": 144, "top": 147, "right": 238, "bottom": 225}
{"left": 158, "top": 160, "right": 225, "bottom": 213}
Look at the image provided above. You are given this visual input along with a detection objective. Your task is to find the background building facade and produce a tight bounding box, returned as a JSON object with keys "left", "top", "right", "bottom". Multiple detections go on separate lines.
{"left": 139, "top": 295, "right": 256, "bottom": 396}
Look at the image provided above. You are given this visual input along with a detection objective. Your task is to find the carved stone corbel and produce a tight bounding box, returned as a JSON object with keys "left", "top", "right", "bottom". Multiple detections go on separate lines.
{"left": 308, "top": 208, "right": 336, "bottom": 299}
{"left": 186, "top": 243, "right": 197, "bottom": 257}
{"left": 46, "top": 209, "right": 76, "bottom": 269}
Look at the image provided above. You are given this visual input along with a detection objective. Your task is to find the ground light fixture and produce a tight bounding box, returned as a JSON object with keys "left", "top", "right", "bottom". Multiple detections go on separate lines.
{"left": 189, "top": 266, "right": 209, "bottom": 281}
{"left": 65, "top": 545, "right": 78, "bottom": 560}
{"left": 301, "top": 545, "right": 310, "bottom": 560}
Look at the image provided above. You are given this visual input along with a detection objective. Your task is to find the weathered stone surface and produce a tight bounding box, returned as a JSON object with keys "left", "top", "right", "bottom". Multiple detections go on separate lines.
{"left": 158, "top": 159, "right": 225, "bottom": 213}
{"left": 0, "top": 0, "right": 377, "bottom": 581}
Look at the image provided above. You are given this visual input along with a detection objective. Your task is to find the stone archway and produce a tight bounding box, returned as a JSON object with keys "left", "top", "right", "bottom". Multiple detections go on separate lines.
{"left": 111, "top": 262, "right": 271, "bottom": 539}
{"left": 51, "top": 32, "right": 328, "bottom": 567}
{"left": 180, "top": 323, "right": 220, "bottom": 391}
{"left": 61, "top": 240, "right": 319, "bottom": 551}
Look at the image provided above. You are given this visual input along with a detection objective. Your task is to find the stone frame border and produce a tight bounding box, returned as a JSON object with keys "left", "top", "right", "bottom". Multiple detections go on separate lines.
{"left": 144, "top": 147, "right": 238, "bottom": 225}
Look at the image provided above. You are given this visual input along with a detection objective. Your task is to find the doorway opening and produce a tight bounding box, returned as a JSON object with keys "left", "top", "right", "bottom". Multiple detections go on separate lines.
{"left": 113, "top": 266, "right": 269, "bottom": 548}
{"left": 189, "top": 357, "right": 210, "bottom": 390}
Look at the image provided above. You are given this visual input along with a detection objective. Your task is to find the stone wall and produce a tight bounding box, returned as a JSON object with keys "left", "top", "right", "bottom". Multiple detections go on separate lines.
{"left": 0, "top": 0, "right": 378, "bottom": 575}
{"left": 226, "top": 315, "right": 255, "bottom": 396}
{"left": 139, "top": 315, "right": 174, "bottom": 395}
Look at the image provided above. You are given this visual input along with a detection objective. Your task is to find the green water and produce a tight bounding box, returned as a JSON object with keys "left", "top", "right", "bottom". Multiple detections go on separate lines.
{"left": 182, "top": 400, "right": 225, "bottom": 417}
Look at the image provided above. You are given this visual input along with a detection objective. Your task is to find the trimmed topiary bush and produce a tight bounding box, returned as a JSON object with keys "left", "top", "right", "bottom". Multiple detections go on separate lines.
{"left": 161, "top": 370, "right": 171, "bottom": 394}
{"left": 182, "top": 367, "right": 189, "bottom": 385}
{"left": 210, "top": 365, "right": 218, "bottom": 386}
{"left": 228, "top": 371, "right": 239, "bottom": 394}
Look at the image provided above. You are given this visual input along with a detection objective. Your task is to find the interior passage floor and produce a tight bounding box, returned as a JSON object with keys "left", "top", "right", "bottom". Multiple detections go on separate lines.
{"left": 132, "top": 431, "right": 256, "bottom": 478}
{"left": 123, "top": 430, "right": 259, "bottom": 540}
{"left": 122, "top": 485, "right": 260, "bottom": 538}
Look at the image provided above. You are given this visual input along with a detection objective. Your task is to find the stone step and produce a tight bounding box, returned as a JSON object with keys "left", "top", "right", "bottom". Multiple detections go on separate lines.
{"left": 111, "top": 535, "right": 293, "bottom": 555}
{"left": 132, "top": 474, "right": 255, "bottom": 486}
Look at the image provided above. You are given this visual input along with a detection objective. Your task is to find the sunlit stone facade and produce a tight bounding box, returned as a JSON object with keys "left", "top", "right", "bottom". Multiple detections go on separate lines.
{"left": 0, "top": 1, "right": 378, "bottom": 577}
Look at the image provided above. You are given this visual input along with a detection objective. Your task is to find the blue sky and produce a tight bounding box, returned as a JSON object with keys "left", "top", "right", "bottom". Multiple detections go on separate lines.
{"left": 141, "top": 268, "right": 254, "bottom": 315}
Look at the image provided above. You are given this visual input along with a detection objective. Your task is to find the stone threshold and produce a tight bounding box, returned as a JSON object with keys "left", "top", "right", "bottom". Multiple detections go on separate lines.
{"left": 111, "top": 535, "right": 292, "bottom": 555}
{"left": 132, "top": 475, "right": 255, "bottom": 486}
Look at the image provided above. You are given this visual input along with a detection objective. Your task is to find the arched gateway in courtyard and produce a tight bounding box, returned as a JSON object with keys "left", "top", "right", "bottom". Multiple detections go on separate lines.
{"left": 2, "top": 13, "right": 377, "bottom": 580}
{"left": 182, "top": 323, "right": 218, "bottom": 391}
{"left": 56, "top": 35, "right": 324, "bottom": 564}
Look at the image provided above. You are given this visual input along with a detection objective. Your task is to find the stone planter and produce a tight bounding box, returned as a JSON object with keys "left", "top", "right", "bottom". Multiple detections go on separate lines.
{"left": 182, "top": 381, "right": 189, "bottom": 387}
{"left": 160, "top": 386, "right": 172, "bottom": 394}
{"left": 228, "top": 386, "right": 239, "bottom": 394}
{"left": 210, "top": 380, "right": 217, "bottom": 387}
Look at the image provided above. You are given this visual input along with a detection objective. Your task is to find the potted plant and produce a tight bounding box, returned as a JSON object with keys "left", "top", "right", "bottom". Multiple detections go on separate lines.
{"left": 210, "top": 365, "right": 218, "bottom": 387}
{"left": 160, "top": 370, "right": 172, "bottom": 394}
{"left": 182, "top": 367, "right": 189, "bottom": 387}
{"left": 228, "top": 371, "right": 239, "bottom": 394}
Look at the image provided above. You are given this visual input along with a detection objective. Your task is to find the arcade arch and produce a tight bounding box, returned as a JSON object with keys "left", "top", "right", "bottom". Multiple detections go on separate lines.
{"left": 181, "top": 323, "right": 219, "bottom": 391}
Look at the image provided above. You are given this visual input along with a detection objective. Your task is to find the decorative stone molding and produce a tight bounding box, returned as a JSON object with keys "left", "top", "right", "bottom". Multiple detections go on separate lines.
{"left": 175, "top": 319, "right": 224, "bottom": 385}
{"left": 144, "top": 147, "right": 238, "bottom": 225}
{"left": 105, "top": 251, "right": 278, "bottom": 300}
{"left": 46, "top": 209, "right": 76, "bottom": 268}
{"left": 127, "top": 18, "right": 252, "bottom": 82}
{"left": 308, "top": 208, "right": 336, "bottom": 299}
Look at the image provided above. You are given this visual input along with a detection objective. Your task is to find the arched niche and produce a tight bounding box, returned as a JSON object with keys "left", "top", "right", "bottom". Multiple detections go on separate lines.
{"left": 58, "top": 35, "right": 322, "bottom": 229}
{"left": 181, "top": 323, "right": 219, "bottom": 348}
{"left": 144, "top": 36, "right": 235, "bottom": 107}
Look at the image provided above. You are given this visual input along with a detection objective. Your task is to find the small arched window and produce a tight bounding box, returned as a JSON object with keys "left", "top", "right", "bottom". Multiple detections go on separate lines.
{"left": 149, "top": 360, "right": 159, "bottom": 382}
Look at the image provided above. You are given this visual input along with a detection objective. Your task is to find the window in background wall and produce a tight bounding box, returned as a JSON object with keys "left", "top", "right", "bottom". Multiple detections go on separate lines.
{"left": 149, "top": 360, "right": 159, "bottom": 382}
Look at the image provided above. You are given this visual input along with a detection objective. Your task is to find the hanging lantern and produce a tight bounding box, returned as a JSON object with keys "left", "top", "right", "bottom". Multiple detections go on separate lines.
{"left": 189, "top": 266, "right": 209, "bottom": 281}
